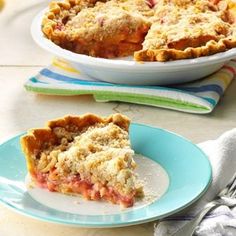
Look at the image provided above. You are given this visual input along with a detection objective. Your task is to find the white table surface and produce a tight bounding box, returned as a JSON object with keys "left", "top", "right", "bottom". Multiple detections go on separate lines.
{"left": 1, "top": 1, "right": 236, "bottom": 235}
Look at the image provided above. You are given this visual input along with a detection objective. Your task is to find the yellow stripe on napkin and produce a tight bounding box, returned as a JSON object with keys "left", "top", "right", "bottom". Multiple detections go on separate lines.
{"left": 215, "top": 71, "right": 232, "bottom": 88}
{"left": 52, "top": 58, "right": 81, "bottom": 74}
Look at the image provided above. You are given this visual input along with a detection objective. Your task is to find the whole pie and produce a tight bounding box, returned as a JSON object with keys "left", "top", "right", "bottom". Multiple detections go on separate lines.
{"left": 42, "top": 0, "right": 236, "bottom": 61}
{"left": 20, "top": 113, "right": 143, "bottom": 207}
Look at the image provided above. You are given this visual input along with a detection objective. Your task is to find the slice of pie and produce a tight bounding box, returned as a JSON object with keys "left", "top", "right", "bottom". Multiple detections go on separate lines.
{"left": 20, "top": 113, "right": 143, "bottom": 207}
{"left": 42, "top": 0, "right": 153, "bottom": 58}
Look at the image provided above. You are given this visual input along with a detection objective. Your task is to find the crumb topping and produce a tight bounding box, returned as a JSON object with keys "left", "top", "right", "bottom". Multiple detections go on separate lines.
{"left": 64, "top": 1, "right": 149, "bottom": 42}
{"left": 36, "top": 122, "right": 139, "bottom": 195}
{"left": 143, "top": 10, "right": 231, "bottom": 50}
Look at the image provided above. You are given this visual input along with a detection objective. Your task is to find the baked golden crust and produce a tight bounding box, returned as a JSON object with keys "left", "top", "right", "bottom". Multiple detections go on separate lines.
{"left": 21, "top": 113, "right": 143, "bottom": 207}
{"left": 134, "top": 38, "right": 236, "bottom": 61}
{"left": 42, "top": 0, "right": 236, "bottom": 61}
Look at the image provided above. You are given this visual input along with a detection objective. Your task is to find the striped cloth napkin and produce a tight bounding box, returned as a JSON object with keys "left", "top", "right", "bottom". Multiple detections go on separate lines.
{"left": 25, "top": 58, "right": 236, "bottom": 114}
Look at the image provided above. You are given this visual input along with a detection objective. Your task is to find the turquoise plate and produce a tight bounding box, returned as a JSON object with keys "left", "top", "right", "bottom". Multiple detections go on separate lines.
{"left": 0, "top": 124, "right": 212, "bottom": 227}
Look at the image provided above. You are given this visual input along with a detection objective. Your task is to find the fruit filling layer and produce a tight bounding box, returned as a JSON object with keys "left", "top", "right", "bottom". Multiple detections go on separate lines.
{"left": 34, "top": 170, "right": 136, "bottom": 207}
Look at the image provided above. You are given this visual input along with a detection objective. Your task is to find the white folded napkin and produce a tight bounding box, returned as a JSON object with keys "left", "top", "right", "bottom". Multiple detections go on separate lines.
{"left": 154, "top": 129, "right": 236, "bottom": 236}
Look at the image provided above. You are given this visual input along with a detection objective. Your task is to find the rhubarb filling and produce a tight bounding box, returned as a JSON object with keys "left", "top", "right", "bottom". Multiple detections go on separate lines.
{"left": 34, "top": 170, "right": 136, "bottom": 207}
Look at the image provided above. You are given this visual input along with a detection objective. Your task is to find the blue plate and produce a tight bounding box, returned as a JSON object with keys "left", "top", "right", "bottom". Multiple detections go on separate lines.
{"left": 0, "top": 124, "right": 212, "bottom": 227}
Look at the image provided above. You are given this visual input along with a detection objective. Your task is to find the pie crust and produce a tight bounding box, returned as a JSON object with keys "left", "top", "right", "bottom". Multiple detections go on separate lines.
{"left": 21, "top": 113, "right": 143, "bottom": 207}
{"left": 42, "top": 0, "right": 236, "bottom": 61}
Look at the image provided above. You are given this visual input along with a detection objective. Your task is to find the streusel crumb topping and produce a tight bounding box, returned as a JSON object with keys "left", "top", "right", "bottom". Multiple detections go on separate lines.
{"left": 37, "top": 123, "right": 139, "bottom": 195}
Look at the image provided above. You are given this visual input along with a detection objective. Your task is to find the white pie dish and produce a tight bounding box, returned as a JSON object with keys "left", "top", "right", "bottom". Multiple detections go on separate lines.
{"left": 31, "top": 9, "right": 236, "bottom": 85}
